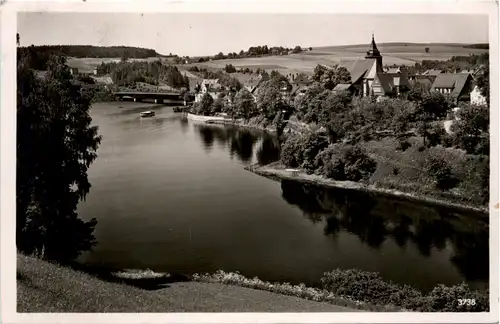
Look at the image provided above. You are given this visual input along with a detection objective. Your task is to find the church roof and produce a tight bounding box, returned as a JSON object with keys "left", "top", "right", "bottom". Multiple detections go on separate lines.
{"left": 348, "top": 59, "right": 378, "bottom": 83}
{"left": 366, "top": 34, "right": 381, "bottom": 57}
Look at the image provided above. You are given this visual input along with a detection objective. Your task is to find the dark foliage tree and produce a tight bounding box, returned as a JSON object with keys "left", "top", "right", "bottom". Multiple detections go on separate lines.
{"left": 292, "top": 46, "right": 303, "bottom": 54}
{"left": 17, "top": 54, "right": 101, "bottom": 263}
{"left": 475, "top": 64, "right": 489, "bottom": 104}
{"left": 196, "top": 93, "right": 215, "bottom": 116}
{"left": 315, "top": 144, "right": 377, "bottom": 181}
{"left": 255, "top": 78, "right": 289, "bottom": 122}
{"left": 103, "top": 60, "right": 189, "bottom": 89}
{"left": 224, "top": 64, "right": 237, "bottom": 73}
{"left": 280, "top": 131, "right": 328, "bottom": 172}
{"left": 234, "top": 89, "right": 258, "bottom": 119}
{"left": 426, "top": 156, "right": 460, "bottom": 191}
{"left": 312, "top": 64, "right": 351, "bottom": 90}
{"left": 451, "top": 103, "right": 489, "bottom": 155}
{"left": 419, "top": 92, "right": 449, "bottom": 120}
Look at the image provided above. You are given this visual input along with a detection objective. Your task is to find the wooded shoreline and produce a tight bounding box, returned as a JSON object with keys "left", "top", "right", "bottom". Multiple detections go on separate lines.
{"left": 245, "top": 162, "right": 489, "bottom": 214}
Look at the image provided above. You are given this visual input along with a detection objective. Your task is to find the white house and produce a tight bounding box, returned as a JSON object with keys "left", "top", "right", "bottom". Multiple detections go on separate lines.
{"left": 470, "top": 85, "right": 487, "bottom": 105}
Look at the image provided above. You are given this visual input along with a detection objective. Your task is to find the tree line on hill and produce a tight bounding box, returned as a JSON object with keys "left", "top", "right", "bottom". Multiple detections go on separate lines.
{"left": 98, "top": 60, "right": 189, "bottom": 89}
{"left": 17, "top": 45, "right": 160, "bottom": 60}
{"left": 175, "top": 45, "right": 309, "bottom": 64}
{"left": 413, "top": 53, "right": 489, "bottom": 73}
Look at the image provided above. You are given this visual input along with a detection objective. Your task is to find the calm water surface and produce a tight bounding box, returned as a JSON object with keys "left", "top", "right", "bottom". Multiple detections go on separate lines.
{"left": 78, "top": 102, "right": 489, "bottom": 292}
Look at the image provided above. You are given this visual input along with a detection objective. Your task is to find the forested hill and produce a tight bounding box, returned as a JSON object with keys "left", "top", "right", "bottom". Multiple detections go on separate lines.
{"left": 17, "top": 45, "right": 162, "bottom": 59}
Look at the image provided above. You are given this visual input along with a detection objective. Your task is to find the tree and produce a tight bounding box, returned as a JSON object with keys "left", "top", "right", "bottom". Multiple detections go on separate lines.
{"left": 17, "top": 55, "right": 101, "bottom": 262}
{"left": 224, "top": 64, "right": 237, "bottom": 73}
{"left": 196, "top": 93, "right": 215, "bottom": 116}
{"left": 309, "top": 47, "right": 313, "bottom": 51}
{"left": 312, "top": 64, "right": 351, "bottom": 90}
{"left": 426, "top": 156, "right": 459, "bottom": 190}
{"left": 233, "top": 88, "right": 257, "bottom": 120}
{"left": 475, "top": 65, "right": 489, "bottom": 104}
{"left": 17, "top": 33, "right": 20, "bottom": 47}
{"left": 451, "top": 103, "right": 489, "bottom": 155}
{"left": 211, "top": 98, "right": 224, "bottom": 114}
{"left": 425, "top": 47, "right": 430, "bottom": 53}
{"left": 418, "top": 92, "right": 449, "bottom": 120}
{"left": 255, "top": 78, "right": 288, "bottom": 122}
{"left": 292, "top": 46, "right": 303, "bottom": 54}
{"left": 315, "top": 144, "right": 377, "bottom": 181}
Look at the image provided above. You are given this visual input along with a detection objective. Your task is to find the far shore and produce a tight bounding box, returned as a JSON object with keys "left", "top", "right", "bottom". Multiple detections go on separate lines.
{"left": 245, "top": 161, "right": 489, "bottom": 214}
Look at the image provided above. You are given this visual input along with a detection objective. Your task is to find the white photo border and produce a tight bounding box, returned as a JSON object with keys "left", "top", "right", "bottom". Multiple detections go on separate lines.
{"left": 1, "top": 1, "right": 498, "bottom": 323}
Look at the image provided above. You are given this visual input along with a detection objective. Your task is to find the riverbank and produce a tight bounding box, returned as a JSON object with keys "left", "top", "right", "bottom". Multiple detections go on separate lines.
{"left": 17, "top": 254, "right": 358, "bottom": 312}
{"left": 245, "top": 161, "right": 489, "bottom": 214}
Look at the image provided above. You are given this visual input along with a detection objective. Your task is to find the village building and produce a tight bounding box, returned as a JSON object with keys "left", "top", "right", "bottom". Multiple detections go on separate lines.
{"left": 194, "top": 79, "right": 225, "bottom": 103}
{"left": 422, "top": 69, "right": 445, "bottom": 76}
{"left": 287, "top": 73, "right": 313, "bottom": 97}
{"left": 69, "top": 67, "right": 79, "bottom": 76}
{"left": 430, "top": 73, "right": 474, "bottom": 104}
{"left": 93, "top": 66, "right": 106, "bottom": 76}
{"left": 470, "top": 84, "right": 488, "bottom": 105}
{"left": 243, "top": 75, "right": 264, "bottom": 94}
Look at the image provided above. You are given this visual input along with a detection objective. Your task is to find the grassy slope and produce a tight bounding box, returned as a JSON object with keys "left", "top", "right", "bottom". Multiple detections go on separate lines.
{"left": 17, "top": 254, "right": 356, "bottom": 312}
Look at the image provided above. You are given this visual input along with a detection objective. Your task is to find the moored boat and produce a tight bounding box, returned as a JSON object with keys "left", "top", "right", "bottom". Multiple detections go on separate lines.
{"left": 140, "top": 111, "right": 155, "bottom": 117}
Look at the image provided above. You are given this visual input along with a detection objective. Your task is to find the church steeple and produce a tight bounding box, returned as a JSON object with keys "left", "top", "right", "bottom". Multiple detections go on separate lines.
{"left": 365, "top": 33, "right": 383, "bottom": 67}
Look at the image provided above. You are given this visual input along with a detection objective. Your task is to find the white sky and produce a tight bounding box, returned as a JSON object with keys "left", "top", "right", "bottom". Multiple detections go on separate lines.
{"left": 17, "top": 13, "right": 488, "bottom": 56}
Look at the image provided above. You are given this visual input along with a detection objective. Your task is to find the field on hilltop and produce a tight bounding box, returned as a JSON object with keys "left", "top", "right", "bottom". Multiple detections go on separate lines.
{"left": 182, "top": 43, "right": 489, "bottom": 75}
{"left": 65, "top": 43, "right": 488, "bottom": 76}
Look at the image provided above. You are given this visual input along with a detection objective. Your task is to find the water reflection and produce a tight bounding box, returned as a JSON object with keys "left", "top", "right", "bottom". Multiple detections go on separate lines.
{"left": 280, "top": 180, "right": 489, "bottom": 283}
{"left": 257, "top": 136, "right": 281, "bottom": 165}
{"left": 195, "top": 124, "right": 280, "bottom": 164}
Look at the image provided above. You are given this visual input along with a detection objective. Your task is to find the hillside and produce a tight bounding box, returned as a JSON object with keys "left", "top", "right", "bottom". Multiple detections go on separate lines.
{"left": 18, "top": 45, "right": 163, "bottom": 59}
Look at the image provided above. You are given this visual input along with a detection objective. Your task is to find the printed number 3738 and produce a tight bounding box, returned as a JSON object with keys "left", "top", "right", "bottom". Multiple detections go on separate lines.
{"left": 458, "top": 299, "right": 476, "bottom": 306}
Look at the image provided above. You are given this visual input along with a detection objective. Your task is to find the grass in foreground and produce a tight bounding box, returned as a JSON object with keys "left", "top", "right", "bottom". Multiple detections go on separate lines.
{"left": 16, "top": 254, "right": 356, "bottom": 312}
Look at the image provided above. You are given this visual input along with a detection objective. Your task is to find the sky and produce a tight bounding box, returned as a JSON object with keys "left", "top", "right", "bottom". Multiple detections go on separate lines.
{"left": 17, "top": 13, "right": 488, "bottom": 57}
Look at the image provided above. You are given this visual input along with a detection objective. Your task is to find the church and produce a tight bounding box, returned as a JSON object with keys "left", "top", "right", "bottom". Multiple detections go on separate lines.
{"left": 334, "top": 35, "right": 410, "bottom": 98}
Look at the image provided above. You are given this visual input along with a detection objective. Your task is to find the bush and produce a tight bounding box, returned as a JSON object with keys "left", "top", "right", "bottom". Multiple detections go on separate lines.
{"left": 321, "top": 269, "right": 489, "bottom": 311}
{"left": 426, "top": 156, "right": 460, "bottom": 190}
{"left": 315, "top": 144, "right": 377, "bottom": 181}
{"left": 321, "top": 269, "right": 422, "bottom": 308}
{"left": 280, "top": 131, "right": 329, "bottom": 171}
{"left": 397, "top": 139, "right": 411, "bottom": 152}
{"left": 280, "top": 134, "right": 302, "bottom": 168}
{"left": 422, "top": 283, "right": 489, "bottom": 312}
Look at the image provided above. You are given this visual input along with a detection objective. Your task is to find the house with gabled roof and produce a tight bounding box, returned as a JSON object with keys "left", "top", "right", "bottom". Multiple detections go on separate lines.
{"left": 430, "top": 73, "right": 474, "bottom": 103}
{"left": 243, "top": 75, "right": 264, "bottom": 94}
{"left": 422, "top": 69, "right": 445, "bottom": 76}
{"left": 345, "top": 34, "right": 410, "bottom": 98}
{"left": 200, "top": 79, "right": 222, "bottom": 93}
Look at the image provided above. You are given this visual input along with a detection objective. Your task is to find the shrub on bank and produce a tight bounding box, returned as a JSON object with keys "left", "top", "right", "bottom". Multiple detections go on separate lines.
{"left": 426, "top": 155, "right": 460, "bottom": 191}
{"left": 315, "top": 144, "right": 377, "bottom": 181}
{"left": 280, "top": 131, "right": 329, "bottom": 172}
{"left": 192, "top": 269, "right": 489, "bottom": 312}
{"left": 320, "top": 269, "right": 489, "bottom": 311}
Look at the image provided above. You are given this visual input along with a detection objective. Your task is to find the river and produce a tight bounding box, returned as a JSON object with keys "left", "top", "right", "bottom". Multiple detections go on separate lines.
{"left": 77, "top": 102, "right": 489, "bottom": 293}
